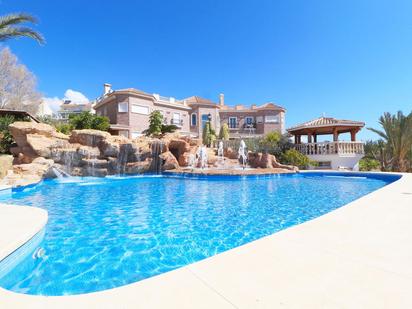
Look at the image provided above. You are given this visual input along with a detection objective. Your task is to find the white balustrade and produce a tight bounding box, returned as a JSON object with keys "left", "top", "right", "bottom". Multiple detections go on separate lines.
{"left": 294, "top": 141, "right": 364, "bottom": 155}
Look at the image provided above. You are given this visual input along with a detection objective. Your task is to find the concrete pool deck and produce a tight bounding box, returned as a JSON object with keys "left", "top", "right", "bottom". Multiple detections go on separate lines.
{"left": 0, "top": 172, "right": 411, "bottom": 308}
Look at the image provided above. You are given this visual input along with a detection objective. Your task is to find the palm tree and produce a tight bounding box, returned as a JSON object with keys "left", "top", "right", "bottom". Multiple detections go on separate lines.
{"left": 0, "top": 13, "right": 44, "bottom": 44}
{"left": 368, "top": 111, "right": 412, "bottom": 172}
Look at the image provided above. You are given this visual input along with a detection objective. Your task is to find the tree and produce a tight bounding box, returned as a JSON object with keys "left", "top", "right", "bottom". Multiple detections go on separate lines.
{"left": 218, "top": 123, "right": 229, "bottom": 140}
{"left": 363, "top": 140, "right": 390, "bottom": 171}
{"left": 202, "top": 121, "right": 216, "bottom": 147}
{"left": 147, "top": 111, "right": 163, "bottom": 136}
{"left": 368, "top": 111, "right": 412, "bottom": 172}
{"left": 0, "top": 48, "right": 42, "bottom": 114}
{"left": 0, "top": 13, "right": 44, "bottom": 44}
{"left": 257, "top": 132, "right": 292, "bottom": 157}
{"left": 69, "top": 112, "right": 110, "bottom": 131}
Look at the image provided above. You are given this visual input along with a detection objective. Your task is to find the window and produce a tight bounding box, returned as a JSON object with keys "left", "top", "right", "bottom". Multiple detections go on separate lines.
{"left": 317, "top": 161, "right": 331, "bottom": 169}
{"left": 265, "top": 115, "right": 279, "bottom": 123}
{"left": 229, "top": 117, "right": 237, "bottom": 129}
{"left": 118, "top": 102, "right": 128, "bottom": 113}
{"left": 131, "top": 132, "right": 142, "bottom": 139}
{"left": 245, "top": 116, "right": 254, "bottom": 125}
{"left": 131, "top": 105, "right": 149, "bottom": 115}
{"left": 191, "top": 113, "right": 197, "bottom": 126}
{"left": 172, "top": 113, "right": 181, "bottom": 125}
{"left": 201, "top": 114, "right": 209, "bottom": 129}
{"left": 256, "top": 116, "right": 263, "bottom": 123}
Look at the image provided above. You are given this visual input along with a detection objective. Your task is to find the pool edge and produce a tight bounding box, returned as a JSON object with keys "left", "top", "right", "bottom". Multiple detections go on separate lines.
{"left": 0, "top": 172, "right": 411, "bottom": 308}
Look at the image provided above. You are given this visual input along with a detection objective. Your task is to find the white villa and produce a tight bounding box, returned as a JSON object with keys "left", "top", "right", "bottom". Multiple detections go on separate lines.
{"left": 288, "top": 117, "right": 365, "bottom": 170}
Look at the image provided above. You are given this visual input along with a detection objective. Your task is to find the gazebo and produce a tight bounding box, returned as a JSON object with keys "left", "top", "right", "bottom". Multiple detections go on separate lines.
{"left": 287, "top": 117, "right": 365, "bottom": 170}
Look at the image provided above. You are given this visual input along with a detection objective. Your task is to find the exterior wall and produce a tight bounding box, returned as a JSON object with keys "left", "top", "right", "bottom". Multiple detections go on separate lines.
{"left": 219, "top": 110, "right": 284, "bottom": 137}
{"left": 128, "top": 96, "right": 155, "bottom": 135}
{"left": 307, "top": 154, "right": 364, "bottom": 171}
{"left": 154, "top": 103, "right": 190, "bottom": 134}
{"left": 95, "top": 97, "right": 121, "bottom": 125}
{"left": 95, "top": 90, "right": 285, "bottom": 139}
{"left": 96, "top": 93, "right": 191, "bottom": 137}
{"left": 189, "top": 105, "right": 220, "bottom": 137}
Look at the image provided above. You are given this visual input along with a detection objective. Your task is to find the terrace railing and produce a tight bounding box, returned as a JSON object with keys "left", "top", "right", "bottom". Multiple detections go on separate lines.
{"left": 294, "top": 141, "right": 364, "bottom": 156}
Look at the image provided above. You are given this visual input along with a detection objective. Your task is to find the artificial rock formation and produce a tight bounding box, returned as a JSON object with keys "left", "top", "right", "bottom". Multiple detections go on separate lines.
{"left": 2, "top": 122, "right": 298, "bottom": 187}
{"left": 3, "top": 122, "right": 203, "bottom": 186}
{"left": 248, "top": 152, "right": 298, "bottom": 171}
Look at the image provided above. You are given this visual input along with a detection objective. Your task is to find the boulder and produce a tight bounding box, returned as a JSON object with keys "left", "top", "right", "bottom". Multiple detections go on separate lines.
{"left": 224, "top": 147, "right": 238, "bottom": 159}
{"left": 178, "top": 146, "right": 198, "bottom": 167}
{"left": 10, "top": 146, "right": 37, "bottom": 164}
{"left": 159, "top": 151, "right": 179, "bottom": 170}
{"left": 9, "top": 122, "right": 70, "bottom": 162}
{"left": 50, "top": 148, "right": 82, "bottom": 167}
{"left": 248, "top": 152, "right": 298, "bottom": 171}
{"left": 69, "top": 129, "right": 111, "bottom": 147}
{"left": 1, "top": 157, "right": 54, "bottom": 187}
{"left": 9, "top": 121, "right": 68, "bottom": 142}
{"left": 26, "top": 134, "right": 69, "bottom": 158}
{"left": 248, "top": 152, "right": 271, "bottom": 168}
{"left": 124, "top": 159, "right": 152, "bottom": 174}
{"left": 0, "top": 155, "right": 13, "bottom": 179}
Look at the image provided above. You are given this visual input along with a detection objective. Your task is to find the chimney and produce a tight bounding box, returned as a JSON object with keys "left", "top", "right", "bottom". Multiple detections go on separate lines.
{"left": 103, "top": 83, "right": 112, "bottom": 95}
{"left": 219, "top": 93, "right": 225, "bottom": 106}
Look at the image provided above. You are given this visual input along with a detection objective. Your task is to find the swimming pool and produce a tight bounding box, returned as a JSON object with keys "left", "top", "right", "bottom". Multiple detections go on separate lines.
{"left": 0, "top": 172, "right": 399, "bottom": 296}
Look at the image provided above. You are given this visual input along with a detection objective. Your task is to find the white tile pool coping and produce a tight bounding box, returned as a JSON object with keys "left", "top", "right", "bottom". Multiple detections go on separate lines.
{"left": 0, "top": 172, "right": 411, "bottom": 308}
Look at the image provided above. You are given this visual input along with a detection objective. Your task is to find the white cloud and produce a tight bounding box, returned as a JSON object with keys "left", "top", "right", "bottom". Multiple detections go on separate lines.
{"left": 42, "top": 96, "right": 61, "bottom": 113}
{"left": 63, "top": 89, "right": 89, "bottom": 104}
{"left": 41, "top": 89, "right": 89, "bottom": 115}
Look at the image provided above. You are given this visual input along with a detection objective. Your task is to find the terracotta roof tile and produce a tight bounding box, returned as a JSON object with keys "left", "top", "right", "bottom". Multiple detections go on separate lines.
{"left": 288, "top": 117, "right": 365, "bottom": 132}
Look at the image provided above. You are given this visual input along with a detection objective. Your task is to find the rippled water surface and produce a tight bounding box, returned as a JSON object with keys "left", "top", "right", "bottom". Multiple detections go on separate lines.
{"left": 0, "top": 173, "right": 396, "bottom": 295}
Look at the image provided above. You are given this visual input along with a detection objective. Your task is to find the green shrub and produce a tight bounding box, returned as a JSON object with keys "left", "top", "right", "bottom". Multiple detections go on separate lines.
{"left": 218, "top": 123, "right": 229, "bottom": 140}
{"left": 55, "top": 123, "right": 73, "bottom": 135}
{"left": 69, "top": 112, "right": 110, "bottom": 131}
{"left": 0, "top": 115, "right": 30, "bottom": 154}
{"left": 147, "top": 111, "right": 163, "bottom": 136}
{"left": 359, "top": 157, "right": 380, "bottom": 171}
{"left": 281, "top": 149, "right": 314, "bottom": 169}
{"left": 161, "top": 124, "right": 178, "bottom": 134}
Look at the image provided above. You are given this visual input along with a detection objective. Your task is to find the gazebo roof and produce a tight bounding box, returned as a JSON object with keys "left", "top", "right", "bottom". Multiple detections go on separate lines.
{"left": 287, "top": 117, "right": 364, "bottom": 135}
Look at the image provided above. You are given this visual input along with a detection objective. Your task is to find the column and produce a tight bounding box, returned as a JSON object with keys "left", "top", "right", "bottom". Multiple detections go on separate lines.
{"left": 351, "top": 129, "right": 357, "bottom": 142}
{"left": 333, "top": 128, "right": 338, "bottom": 142}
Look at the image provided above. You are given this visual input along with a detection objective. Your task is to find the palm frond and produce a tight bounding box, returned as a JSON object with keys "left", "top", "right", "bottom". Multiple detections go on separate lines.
{"left": 0, "top": 13, "right": 37, "bottom": 28}
{"left": 0, "top": 26, "right": 44, "bottom": 44}
{"left": 367, "top": 127, "right": 387, "bottom": 140}
{"left": 0, "top": 13, "right": 44, "bottom": 44}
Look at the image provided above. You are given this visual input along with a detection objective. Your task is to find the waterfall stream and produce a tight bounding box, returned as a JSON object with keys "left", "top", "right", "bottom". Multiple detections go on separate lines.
{"left": 151, "top": 141, "right": 165, "bottom": 174}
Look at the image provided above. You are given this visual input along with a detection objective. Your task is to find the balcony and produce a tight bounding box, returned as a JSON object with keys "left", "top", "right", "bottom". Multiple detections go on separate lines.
{"left": 295, "top": 141, "right": 364, "bottom": 156}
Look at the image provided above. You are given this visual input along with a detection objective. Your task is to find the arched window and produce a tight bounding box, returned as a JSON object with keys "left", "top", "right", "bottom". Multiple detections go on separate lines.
{"left": 191, "top": 113, "right": 197, "bottom": 126}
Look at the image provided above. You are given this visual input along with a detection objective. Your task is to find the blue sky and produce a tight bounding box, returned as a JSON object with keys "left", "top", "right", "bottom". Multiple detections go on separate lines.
{"left": 2, "top": 0, "right": 412, "bottom": 140}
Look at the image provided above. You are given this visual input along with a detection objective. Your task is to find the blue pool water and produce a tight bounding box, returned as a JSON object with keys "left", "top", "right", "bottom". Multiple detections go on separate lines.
{"left": 0, "top": 172, "right": 399, "bottom": 295}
